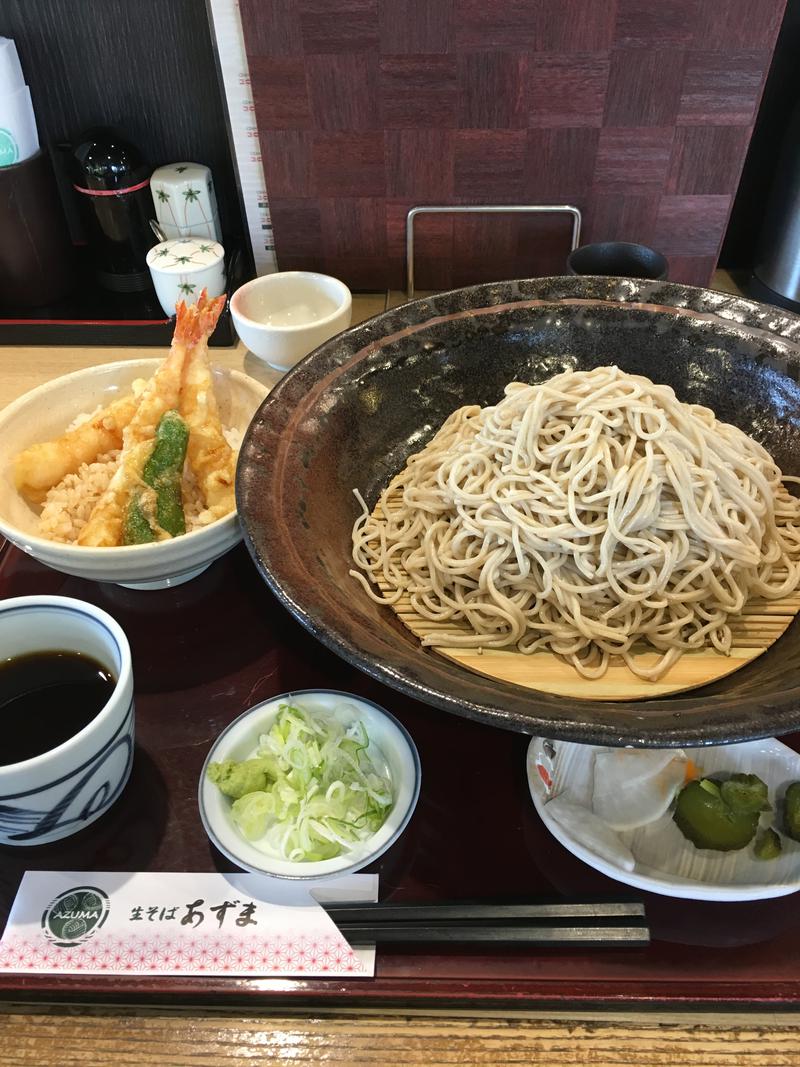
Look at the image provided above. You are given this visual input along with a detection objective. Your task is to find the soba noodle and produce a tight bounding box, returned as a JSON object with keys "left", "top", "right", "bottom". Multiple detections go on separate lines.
{"left": 350, "top": 365, "right": 800, "bottom": 681}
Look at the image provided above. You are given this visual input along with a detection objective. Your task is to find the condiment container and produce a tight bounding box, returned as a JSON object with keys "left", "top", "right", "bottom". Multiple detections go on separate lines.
{"left": 0, "top": 150, "right": 76, "bottom": 306}
{"left": 151, "top": 162, "right": 221, "bottom": 242}
{"left": 69, "top": 126, "right": 155, "bottom": 292}
{"left": 146, "top": 237, "right": 226, "bottom": 317}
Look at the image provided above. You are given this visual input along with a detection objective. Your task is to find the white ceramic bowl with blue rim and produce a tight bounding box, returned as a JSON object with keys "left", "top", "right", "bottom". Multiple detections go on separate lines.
{"left": 0, "top": 595, "right": 134, "bottom": 846}
{"left": 199, "top": 689, "right": 421, "bottom": 879}
{"left": 0, "top": 358, "right": 267, "bottom": 589}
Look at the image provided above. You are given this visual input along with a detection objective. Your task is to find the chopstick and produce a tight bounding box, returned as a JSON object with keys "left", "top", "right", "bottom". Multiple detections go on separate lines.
{"left": 322, "top": 900, "right": 645, "bottom": 923}
{"left": 320, "top": 899, "right": 649, "bottom": 948}
{"left": 327, "top": 923, "right": 649, "bottom": 947}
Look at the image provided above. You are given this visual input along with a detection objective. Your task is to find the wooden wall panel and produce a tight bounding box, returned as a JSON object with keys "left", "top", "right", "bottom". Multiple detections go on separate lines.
{"left": 241, "top": 0, "right": 787, "bottom": 290}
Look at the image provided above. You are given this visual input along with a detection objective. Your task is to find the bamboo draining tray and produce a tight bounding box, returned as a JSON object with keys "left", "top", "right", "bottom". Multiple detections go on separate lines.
{"left": 373, "top": 495, "right": 800, "bottom": 701}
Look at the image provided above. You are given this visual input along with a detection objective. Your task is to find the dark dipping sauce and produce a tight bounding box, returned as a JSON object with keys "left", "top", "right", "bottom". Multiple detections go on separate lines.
{"left": 0, "top": 650, "right": 116, "bottom": 765}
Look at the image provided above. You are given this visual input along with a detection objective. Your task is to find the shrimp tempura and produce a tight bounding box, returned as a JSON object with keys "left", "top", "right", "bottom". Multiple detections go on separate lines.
{"left": 78, "top": 306, "right": 194, "bottom": 547}
{"left": 14, "top": 393, "right": 138, "bottom": 505}
{"left": 178, "top": 291, "right": 236, "bottom": 517}
{"left": 77, "top": 440, "right": 157, "bottom": 547}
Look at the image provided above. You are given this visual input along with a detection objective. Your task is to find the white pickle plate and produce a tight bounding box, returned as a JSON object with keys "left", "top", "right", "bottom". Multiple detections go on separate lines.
{"left": 527, "top": 735, "right": 800, "bottom": 902}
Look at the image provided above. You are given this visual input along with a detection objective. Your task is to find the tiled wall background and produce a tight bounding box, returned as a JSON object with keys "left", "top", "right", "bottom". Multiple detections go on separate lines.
{"left": 240, "top": 0, "right": 786, "bottom": 290}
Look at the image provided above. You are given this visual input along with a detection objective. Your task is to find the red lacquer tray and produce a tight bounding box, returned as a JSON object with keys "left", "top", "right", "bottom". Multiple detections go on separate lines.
{"left": 2, "top": 538, "right": 800, "bottom": 1010}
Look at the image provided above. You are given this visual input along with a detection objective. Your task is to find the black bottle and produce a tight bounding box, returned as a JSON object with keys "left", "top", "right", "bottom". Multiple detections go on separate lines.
{"left": 70, "top": 127, "right": 155, "bottom": 292}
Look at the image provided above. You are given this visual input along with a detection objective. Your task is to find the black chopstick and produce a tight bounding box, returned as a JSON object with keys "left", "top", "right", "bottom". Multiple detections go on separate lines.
{"left": 331, "top": 923, "right": 650, "bottom": 947}
{"left": 321, "top": 900, "right": 646, "bottom": 924}
{"left": 320, "top": 899, "right": 649, "bottom": 948}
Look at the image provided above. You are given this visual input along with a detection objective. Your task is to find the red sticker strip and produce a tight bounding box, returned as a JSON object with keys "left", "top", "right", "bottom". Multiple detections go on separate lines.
{"left": 72, "top": 178, "right": 151, "bottom": 197}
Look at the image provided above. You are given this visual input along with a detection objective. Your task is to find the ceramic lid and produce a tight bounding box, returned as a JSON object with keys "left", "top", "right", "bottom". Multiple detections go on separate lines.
{"left": 146, "top": 238, "right": 224, "bottom": 273}
{"left": 151, "top": 162, "right": 211, "bottom": 188}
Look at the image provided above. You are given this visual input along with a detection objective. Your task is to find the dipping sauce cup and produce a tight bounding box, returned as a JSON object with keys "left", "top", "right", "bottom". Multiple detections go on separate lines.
{"left": 0, "top": 595, "right": 134, "bottom": 846}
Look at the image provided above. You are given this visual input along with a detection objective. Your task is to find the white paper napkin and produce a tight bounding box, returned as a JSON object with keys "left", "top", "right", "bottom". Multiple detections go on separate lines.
{"left": 0, "top": 39, "right": 39, "bottom": 167}
{"left": 0, "top": 38, "right": 24, "bottom": 97}
{"left": 0, "top": 870, "right": 380, "bottom": 978}
{"left": 0, "top": 83, "right": 39, "bottom": 166}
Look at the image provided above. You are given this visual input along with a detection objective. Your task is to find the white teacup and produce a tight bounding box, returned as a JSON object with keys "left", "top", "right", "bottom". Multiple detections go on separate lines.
{"left": 230, "top": 271, "right": 352, "bottom": 372}
{"left": 146, "top": 237, "right": 226, "bottom": 317}
{"left": 0, "top": 595, "right": 134, "bottom": 846}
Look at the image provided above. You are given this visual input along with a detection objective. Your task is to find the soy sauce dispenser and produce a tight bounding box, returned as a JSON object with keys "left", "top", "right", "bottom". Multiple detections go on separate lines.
{"left": 69, "top": 126, "right": 155, "bottom": 292}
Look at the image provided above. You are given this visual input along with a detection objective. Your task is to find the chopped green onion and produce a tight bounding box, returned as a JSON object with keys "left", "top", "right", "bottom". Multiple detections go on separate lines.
{"left": 214, "top": 702, "right": 393, "bottom": 862}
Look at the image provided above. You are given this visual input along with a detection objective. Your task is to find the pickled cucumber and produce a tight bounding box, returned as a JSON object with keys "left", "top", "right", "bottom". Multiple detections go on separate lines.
{"left": 754, "top": 827, "right": 782, "bottom": 860}
{"left": 783, "top": 781, "right": 800, "bottom": 841}
{"left": 719, "top": 773, "right": 770, "bottom": 815}
{"left": 673, "top": 778, "right": 760, "bottom": 851}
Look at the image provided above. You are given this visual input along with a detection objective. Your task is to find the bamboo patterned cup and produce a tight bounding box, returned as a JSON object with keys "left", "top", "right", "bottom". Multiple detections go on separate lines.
{"left": 146, "top": 238, "right": 225, "bottom": 316}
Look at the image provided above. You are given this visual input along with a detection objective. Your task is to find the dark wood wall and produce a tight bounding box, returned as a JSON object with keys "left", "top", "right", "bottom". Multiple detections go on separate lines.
{"left": 241, "top": 0, "right": 786, "bottom": 290}
{"left": 0, "top": 0, "right": 245, "bottom": 249}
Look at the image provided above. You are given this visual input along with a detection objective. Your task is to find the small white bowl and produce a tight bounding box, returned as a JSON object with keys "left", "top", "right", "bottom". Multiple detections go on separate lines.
{"left": 199, "top": 689, "right": 421, "bottom": 879}
{"left": 0, "top": 595, "right": 134, "bottom": 846}
{"left": 146, "top": 238, "right": 226, "bottom": 318}
{"left": 230, "top": 271, "right": 352, "bottom": 372}
{"left": 0, "top": 358, "right": 267, "bottom": 589}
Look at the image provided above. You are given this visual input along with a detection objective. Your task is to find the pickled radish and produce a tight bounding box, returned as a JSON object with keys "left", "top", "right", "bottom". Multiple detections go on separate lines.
{"left": 592, "top": 749, "right": 689, "bottom": 831}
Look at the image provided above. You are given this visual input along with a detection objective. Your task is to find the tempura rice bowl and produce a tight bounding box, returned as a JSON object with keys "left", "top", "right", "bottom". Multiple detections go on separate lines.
{"left": 0, "top": 359, "right": 267, "bottom": 588}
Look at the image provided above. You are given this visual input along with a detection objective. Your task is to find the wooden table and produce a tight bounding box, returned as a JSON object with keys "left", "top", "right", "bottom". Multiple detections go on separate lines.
{"left": 2, "top": 1004, "right": 800, "bottom": 1065}
{"left": 1, "top": 322, "right": 800, "bottom": 1065}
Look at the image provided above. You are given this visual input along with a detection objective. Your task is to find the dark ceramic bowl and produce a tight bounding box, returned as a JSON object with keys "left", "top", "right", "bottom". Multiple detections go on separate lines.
{"left": 566, "top": 241, "right": 669, "bottom": 281}
{"left": 237, "top": 276, "right": 800, "bottom": 747}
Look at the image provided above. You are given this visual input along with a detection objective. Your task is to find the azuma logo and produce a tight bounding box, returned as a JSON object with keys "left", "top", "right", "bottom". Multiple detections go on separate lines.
{"left": 41, "top": 887, "right": 110, "bottom": 948}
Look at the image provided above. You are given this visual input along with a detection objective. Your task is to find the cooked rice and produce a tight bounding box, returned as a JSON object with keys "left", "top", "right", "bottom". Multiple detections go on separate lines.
{"left": 39, "top": 451, "right": 120, "bottom": 543}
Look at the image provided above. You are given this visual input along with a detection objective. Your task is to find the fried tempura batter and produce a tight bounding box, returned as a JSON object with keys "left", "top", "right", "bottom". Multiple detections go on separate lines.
{"left": 179, "top": 292, "right": 236, "bottom": 518}
{"left": 78, "top": 304, "right": 194, "bottom": 547}
{"left": 14, "top": 392, "right": 137, "bottom": 504}
{"left": 77, "top": 294, "right": 233, "bottom": 546}
{"left": 77, "top": 439, "right": 156, "bottom": 547}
